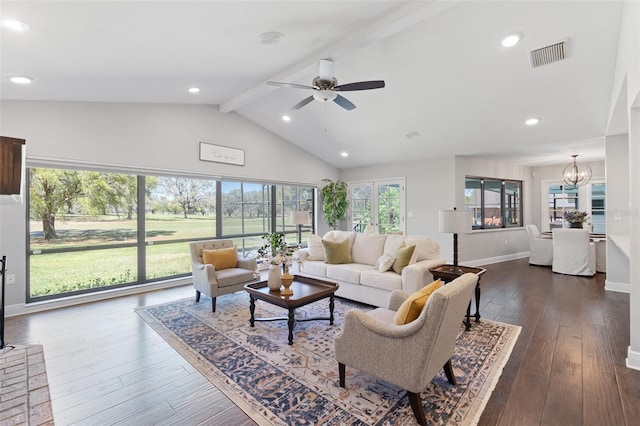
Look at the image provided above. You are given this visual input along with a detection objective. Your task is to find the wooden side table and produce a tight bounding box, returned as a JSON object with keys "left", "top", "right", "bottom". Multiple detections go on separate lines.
{"left": 429, "top": 264, "right": 486, "bottom": 330}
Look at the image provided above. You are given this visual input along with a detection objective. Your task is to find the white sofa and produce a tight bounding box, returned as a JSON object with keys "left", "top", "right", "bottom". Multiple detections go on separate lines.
{"left": 293, "top": 231, "right": 446, "bottom": 308}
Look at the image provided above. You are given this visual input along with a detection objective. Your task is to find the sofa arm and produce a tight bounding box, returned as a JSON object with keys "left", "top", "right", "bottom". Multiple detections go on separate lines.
{"left": 237, "top": 256, "right": 257, "bottom": 271}
{"left": 401, "top": 258, "right": 446, "bottom": 293}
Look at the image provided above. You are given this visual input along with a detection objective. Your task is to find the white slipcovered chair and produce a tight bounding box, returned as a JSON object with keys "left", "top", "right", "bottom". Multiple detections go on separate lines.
{"left": 526, "top": 224, "right": 553, "bottom": 266}
{"left": 552, "top": 229, "right": 596, "bottom": 276}
{"left": 189, "top": 239, "right": 258, "bottom": 312}
{"left": 334, "top": 273, "right": 477, "bottom": 426}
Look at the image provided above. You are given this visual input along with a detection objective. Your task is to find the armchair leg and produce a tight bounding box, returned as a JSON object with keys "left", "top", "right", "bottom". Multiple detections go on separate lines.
{"left": 212, "top": 297, "right": 216, "bottom": 313}
{"left": 443, "top": 359, "right": 456, "bottom": 385}
{"left": 338, "top": 363, "right": 345, "bottom": 388}
{"left": 407, "top": 391, "right": 427, "bottom": 426}
{"left": 195, "top": 290, "right": 201, "bottom": 303}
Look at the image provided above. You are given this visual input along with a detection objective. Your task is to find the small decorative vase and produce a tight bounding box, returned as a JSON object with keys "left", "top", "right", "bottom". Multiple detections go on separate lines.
{"left": 569, "top": 222, "right": 583, "bottom": 229}
{"left": 267, "top": 265, "right": 282, "bottom": 291}
{"left": 280, "top": 264, "right": 294, "bottom": 296}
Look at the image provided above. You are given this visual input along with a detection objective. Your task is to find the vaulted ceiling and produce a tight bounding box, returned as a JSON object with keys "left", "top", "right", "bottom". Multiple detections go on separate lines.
{"left": 0, "top": 1, "right": 624, "bottom": 169}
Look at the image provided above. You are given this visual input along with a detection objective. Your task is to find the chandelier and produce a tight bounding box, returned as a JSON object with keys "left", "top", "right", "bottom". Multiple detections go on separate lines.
{"left": 562, "top": 154, "right": 592, "bottom": 187}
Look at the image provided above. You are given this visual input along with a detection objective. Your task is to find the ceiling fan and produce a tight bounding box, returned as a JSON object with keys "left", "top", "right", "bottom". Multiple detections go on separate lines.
{"left": 267, "top": 59, "right": 385, "bottom": 111}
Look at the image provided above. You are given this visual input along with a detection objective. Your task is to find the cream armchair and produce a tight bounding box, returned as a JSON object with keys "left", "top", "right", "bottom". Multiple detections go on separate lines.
{"left": 189, "top": 239, "right": 258, "bottom": 312}
{"left": 334, "top": 273, "right": 477, "bottom": 426}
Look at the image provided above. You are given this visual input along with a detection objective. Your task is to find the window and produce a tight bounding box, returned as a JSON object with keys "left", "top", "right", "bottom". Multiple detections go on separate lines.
{"left": 541, "top": 180, "right": 604, "bottom": 233}
{"left": 27, "top": 166, "right": 315, "bottom": 301}
{"left": 349, "top": 179, "right": 404, "bottom": 234}
{"left": 590, "top": 181, "right": 606, "bottom": 233}
{"left": 547, "top": 184, "right": 579, "bottom": 229}
{"left": 465, "top": 177, "right": 523, "bottom": 230}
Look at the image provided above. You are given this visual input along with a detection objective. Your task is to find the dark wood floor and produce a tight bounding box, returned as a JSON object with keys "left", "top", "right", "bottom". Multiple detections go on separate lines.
{"left": 4, "top": 258, "right": 639, "bottom": 425}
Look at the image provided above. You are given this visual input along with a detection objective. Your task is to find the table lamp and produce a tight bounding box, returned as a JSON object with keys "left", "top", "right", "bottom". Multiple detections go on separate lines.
{"left": 291, "top": 211, "right": 309, "bottom": 245}
{"left": 439, "top": 207, "right": 472, "bottom": 273}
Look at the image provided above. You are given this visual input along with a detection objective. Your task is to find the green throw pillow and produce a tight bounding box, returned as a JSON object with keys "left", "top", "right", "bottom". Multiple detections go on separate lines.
{"left": 392, "top": 243, "right": 416, "bottom": 274}
{"left": 322, "top": 238, "right": 353, "bottom": 264}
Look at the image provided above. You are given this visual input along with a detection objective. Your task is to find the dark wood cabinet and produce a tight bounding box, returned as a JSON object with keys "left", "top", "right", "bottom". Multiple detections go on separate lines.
{"left": 0, "top": 136, "right": 26, "bottom": 195}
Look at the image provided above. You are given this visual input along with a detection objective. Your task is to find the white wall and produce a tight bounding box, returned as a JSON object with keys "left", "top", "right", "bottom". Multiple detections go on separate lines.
{"left": 0, "top": 101, "right": 338, "bottom": 314}
{"left": 607, "top": 0, "right": 640, "bottom": 371}
{"left": 454, "top": 157, "right": 532, "bottom": 265}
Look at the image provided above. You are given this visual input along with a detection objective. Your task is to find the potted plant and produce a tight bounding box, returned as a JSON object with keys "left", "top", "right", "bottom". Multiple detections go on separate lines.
{"left": 320, "top": 179, "right": 349, "bottom": 230}
{"left": 564, "top": 210, "right": 588, "bottom": 228}
{"left": 258, "top": 232, "right": 296, "bottom": 290}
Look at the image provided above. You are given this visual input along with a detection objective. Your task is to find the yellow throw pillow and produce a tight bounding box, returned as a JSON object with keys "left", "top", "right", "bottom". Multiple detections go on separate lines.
{"left": 322, "top": 238, "right": 353, "bottom": 264}
{"left": 202, "top": 247, "right": 238, "bottom": 270}
{"left": 392, "top": 243, "right": 416, "bottom": 274}
{"left": 394, "top": 279, "right": 443, "bottom": 325}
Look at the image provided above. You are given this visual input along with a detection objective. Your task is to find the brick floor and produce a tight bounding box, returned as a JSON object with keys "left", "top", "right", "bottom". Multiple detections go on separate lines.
{"left": 1, "top": 345, "right": 54, "bottom": 426}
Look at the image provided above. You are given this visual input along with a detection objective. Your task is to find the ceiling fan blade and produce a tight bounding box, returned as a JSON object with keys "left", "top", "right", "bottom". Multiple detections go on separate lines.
{"left": 292, "top": 96, "right": 315, "bottom": 110}
{"left": 268, "top": 81, "right": 316, "bottom": 90}
{"left": 333, "top": 94, "right": 356, "bottom": 111}
{"left": 334, "top": 80, "right": 385, "bottom": 91}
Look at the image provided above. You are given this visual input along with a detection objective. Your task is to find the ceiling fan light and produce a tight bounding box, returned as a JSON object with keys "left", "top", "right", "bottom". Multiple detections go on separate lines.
{"left": 313, "top": 90, "right": 337, "bottom": 102}
{"left": 2, "top": 19, "right": 30, "bottom": 31}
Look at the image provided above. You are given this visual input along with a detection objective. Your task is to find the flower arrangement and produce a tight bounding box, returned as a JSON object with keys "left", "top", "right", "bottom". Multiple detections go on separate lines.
{"left": 258, "top": 233, "right": 296, "bottom": 266}
{"left": 563, "top": 210, "right": 588, "bottom": 224}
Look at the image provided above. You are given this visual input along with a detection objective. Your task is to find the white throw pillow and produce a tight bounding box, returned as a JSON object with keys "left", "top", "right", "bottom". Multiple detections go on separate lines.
{"left": 375, "top": 254, "right": 395, "bottom": 273}
{"left": 307, "top": 234, "right": 325, "bottom": 261}
{"left": 352, "top": 233, "right": 387, "bottom": 265}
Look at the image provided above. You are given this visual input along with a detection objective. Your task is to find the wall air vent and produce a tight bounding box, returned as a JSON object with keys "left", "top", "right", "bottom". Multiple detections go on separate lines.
{"left": 530, "top": 39, "right": 567, "bottom": 68}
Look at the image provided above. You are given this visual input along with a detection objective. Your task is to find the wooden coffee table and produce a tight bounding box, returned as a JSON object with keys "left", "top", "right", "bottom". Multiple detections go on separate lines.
{"left": 244, "top": 276, "right": 339, "bottom": 345}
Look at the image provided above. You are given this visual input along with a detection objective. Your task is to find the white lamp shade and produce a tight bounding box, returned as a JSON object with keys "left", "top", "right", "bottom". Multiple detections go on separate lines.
{"left": 439, "top": 209, "right": 472, "bottom": 234}
{"left": 291, "top": 210, "right": 309, "bottom": 225}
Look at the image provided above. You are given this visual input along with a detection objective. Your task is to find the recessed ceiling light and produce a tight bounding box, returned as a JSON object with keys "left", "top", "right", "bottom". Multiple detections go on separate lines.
{"left": 525, "top": 117, "right": 540, "bottom": 126}
{"left": 340, "top": 151, "right": 349, "bottom": 158}
{"left": 187, "top": 87, "right": 200, "bottom": 93}
{"left": 9, "top": 76, "right": 32, "bottom": 84}
{"left": 1, "top": 19, "right": 30, "bottom": 32}
{"left": 281, "top": 114, "right": 291, "bottom": 122}
{"left": 259, "top": 31, "right": 284, "bottom": 45}
{"left": 501, "top": 33, "right": 521, "bottom": 47}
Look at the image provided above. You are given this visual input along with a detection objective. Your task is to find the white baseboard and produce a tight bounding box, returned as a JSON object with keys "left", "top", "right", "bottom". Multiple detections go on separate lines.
{"left": 463, "top": 251, "right": 529, "bottom": 268}
{"left": 626, "top": 346, "right": 640, "bottom": 371}
{"left": 604, "top": 280, "right": 630, "bottom": 293}
{"left": 4, "top": 277, "right": 191, "bottom": 317}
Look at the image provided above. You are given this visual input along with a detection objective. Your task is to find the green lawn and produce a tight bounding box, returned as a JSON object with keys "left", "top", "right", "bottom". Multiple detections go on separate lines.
{"left": 28, "top": 214, "right": 300, "bottom": 298}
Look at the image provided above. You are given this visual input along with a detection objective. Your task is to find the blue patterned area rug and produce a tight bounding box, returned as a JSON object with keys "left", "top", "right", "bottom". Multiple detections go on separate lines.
{"left": 136, "top": 292, "right": 520, "bottom": 425}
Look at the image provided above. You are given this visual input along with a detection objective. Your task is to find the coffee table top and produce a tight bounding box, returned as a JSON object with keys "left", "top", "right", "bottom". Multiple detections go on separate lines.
{"left": 244, "top": 275, "right": 339, "bottom": 309}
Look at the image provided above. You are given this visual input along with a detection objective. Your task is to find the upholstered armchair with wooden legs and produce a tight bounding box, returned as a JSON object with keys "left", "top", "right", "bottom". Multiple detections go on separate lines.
{"left": 334, "top": 273, "right": 477, "bottom": 426}
{"left": 189, "top": 239, "right": 258, "bottom": 312}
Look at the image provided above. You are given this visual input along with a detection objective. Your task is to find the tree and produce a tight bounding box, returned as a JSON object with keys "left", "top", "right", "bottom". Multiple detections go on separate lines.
{"left": 156, "top": 177, "right": 214, "bottom": 218}
{"left": 30, "top": 169, "right": 83, "bottom": 240}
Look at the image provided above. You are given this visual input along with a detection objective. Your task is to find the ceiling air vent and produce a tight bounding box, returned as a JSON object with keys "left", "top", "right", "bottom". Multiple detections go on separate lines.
{"left": 530, "top": 39, "right": 567, "bottom": 68}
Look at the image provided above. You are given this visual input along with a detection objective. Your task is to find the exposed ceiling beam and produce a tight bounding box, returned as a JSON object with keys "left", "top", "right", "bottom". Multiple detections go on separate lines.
{"left": 219, "top": 0, "right": 460, "bottom": 113}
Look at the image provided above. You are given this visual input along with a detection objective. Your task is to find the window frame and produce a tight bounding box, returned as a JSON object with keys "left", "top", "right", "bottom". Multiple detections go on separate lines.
{"left": 465, "top": 176, "right": 523, "bottom": 230}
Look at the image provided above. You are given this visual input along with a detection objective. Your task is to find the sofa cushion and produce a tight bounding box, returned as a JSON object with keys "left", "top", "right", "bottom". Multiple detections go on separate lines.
{"left": 351, "top": 233, "right": 387, "bottom": 265}
{"left": 323, "top": 230, "right": 357, "bottom": 249}
{"left": 375, "top": 254, "right": 395, "bottom": 272}
{"left": 383, "top": 234, "right": 406, "bottom": 257}
{"left": 322, "top": 238, "right": 353, "bottom": 264}
{"left": 307, "top": 234, "right": 325, "bottom": 261}
{"left": 299, "top": 260, "right": 328, "bottom": 277}
{"left": 215, "top": 267, "right": 256, "bottom": 288}
{"left": 405, "top": 236, "right": 441, "bottom": 262}
{"left": 360, "top": 269, "right": 402, "bottom": 291}
{"left": 394, "top": 279, "right": 442, "bottom": 325}
{"left": 326, "top": 264, "right": 372, "bottom": 285}
{"left": 202, "top": 247, "right": 238, "bottom": 270}
{"left": 392, "top": 243, "right": 415, "bottom": 274}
